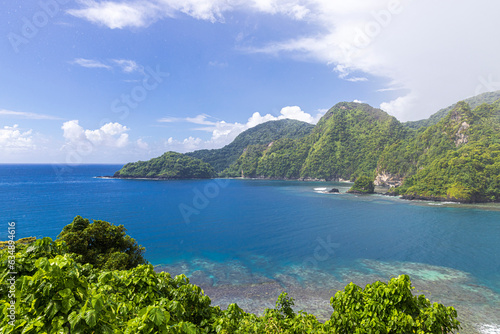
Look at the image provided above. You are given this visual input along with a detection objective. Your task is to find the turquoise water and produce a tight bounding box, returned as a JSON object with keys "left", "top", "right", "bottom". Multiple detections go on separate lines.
{"left": 1, "top": 164, "right": 499, "bottom": 332}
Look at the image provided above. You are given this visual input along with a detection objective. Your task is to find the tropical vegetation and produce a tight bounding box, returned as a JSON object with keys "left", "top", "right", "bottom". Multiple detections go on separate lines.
{"left": 186, "top": 119, "right": 314, "bottom": 172}
{"left": 347, "top": 176, "right": 375, "bottom": 194}
{"left": 114, "top": 91, "right": 500, "bottom": 203}
{"left": 114, "top": 151, "right": 216, "bottom": 179}
{"left": 1, "top": 217, "right": 461, "bottom": 333}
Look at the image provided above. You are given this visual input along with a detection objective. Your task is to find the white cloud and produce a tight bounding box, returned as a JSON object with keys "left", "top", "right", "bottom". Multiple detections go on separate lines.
{"left": 62, "top": 120, "right": 130, "bottom": 149}
{"left": 346, "top": 77, "right": 368, "bottom": 82}
{"left": 112, "top": 59, "right": 143, "bottom": 73}
{"left": 71, "top": 58, "right": 111, "bottom": 69}
{"left": 157, "top": 116, "right": 182, "bottom": 123}
{"left": 72, "top": 58, "right": 142, "bottom": 74}
{"left": 157, "top": 105, "right": 326, "bottom": 152}
{"left": 244, "top": 0, "right": 500, "bottom": 120}
{"left": 67, "top": 0, "right": 164, "bottom": 29}
{"left": 136, "top": 138, "right": 149, "bottom": 149}
{"left": 208, "top": 60, "right": 228, "bottom": 68}
{"left": 380, "top": 93, "right": 418, "bottom": 120}
{"left": 0, "top": 109, "right": 62, "bottom": 120}
{"left": 0, "top": 125, "right": 35, "bottom": 151}
{"left": 67, "top": 0, "right": 500, "bottom": 121}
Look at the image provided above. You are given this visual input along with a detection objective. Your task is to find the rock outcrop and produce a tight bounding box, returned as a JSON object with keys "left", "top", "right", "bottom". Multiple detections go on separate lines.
{"left": 455, "top": 121, "right": 470, "bottom": 147}
{"left": 374, "top": 171, "right": 403, "bottom": 188}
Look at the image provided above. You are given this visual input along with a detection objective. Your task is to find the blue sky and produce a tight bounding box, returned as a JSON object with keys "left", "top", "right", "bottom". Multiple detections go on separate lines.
{"left": 1, "top": 0, "right": 499, "bottom": 163}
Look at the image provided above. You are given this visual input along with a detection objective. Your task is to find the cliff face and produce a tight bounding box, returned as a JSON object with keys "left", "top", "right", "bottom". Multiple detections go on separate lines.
{"left": 455, "top": 122, "right": 470, "bottom": 147}
{"left": 374, "top": 171, "right": 403, "bottom": 188}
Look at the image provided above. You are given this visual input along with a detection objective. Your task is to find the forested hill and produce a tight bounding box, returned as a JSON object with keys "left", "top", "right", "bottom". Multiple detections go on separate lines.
{"left": 114, "top": 152, "right": 216, "bottom": 179}
{"left": 380, "top": 99, "right": 500, "bottom": 202}
{"left": 185, "top": 119, "right": 314, "bottom": 171}
{"left": 403, "top": 90, "right": 500, "bottom": 129}
{"left": 225, "top": 98, "right": 500, "bottom": 203}
{"left": 222, "top": 102, "right": 409, "bottom": 180}
{"left": 113, "top": 94, "right": 500, "bottom": 202}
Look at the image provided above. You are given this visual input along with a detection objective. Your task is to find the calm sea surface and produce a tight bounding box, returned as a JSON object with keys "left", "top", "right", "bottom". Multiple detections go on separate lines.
{"left": 1, "top": 164, "right": 499, "bottom": 333}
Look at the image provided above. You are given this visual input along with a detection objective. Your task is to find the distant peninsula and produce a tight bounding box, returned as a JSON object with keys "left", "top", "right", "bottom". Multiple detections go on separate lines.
{"left": 113, "top": 152, "right": 216, "bottom": 179}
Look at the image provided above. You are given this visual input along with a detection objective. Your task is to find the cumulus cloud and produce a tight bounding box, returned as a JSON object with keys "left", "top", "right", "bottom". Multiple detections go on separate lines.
{"left": 62, "top": 120, "right": 130, "bottom": 149}
{"left": 157, "top": 106, "right": 326, "bottom": 152}
{"left": 0, "top": 125, "right": 35, "bottom": 151}
{"left": 67, "top": 0, "right": 164, "bottom": 29}
{"left": 68, "top": 0, "right": 500, "bottom": 121}
{"left": 136, "top": 138, "right": 149, "bottom": 150}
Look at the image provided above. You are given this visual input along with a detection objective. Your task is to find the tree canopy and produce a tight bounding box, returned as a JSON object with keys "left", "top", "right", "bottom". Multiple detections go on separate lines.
{"left": 114, "top": 151, "right": 216, "bottom": 179}
{"left": 57, "top": 215, "right": 147, "bottom": 270}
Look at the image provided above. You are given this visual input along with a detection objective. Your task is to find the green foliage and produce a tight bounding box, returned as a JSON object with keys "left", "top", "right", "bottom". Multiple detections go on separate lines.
{"left": 257, "top": 137, "right": 313, "bottom": 179}
{"left": 397, "top": 142, "right": 500, "bottom": 202}
{"left": 0, "top": 237, "right": 213, "bottom": 333}
{"left": 0, "top": 222, "right": 461, "bottom": 333}
{"left": 187, "top": 119, "right": 314, "bottom": 172}
{"left": 57, "top": 216, "right": 147, "bottom": 270}
{"left": 220, "top": 144, "right": 267, "bottom": 178}
{"left": 114, "top": 151, "right": 216, "bottom": 179}
{"left": 348, "top": 175, "right": 375, "bottom": 194}
{"left": 328, "top": 274, "right": 460, "bottom": 334}
{"left": 220, "top": 97, "right": 500, "bottom": 202}
{"left": 0, "top": 237, "right": 36, "bottom": 250}
{"left": 225, "top": 102, "right": 409, "bottom": 181}
{"left": 300, "top": 103, "right": 408, "bottom": 180}
{"left": 384, "top": 99, "right": 500, "bottom": 202}
{"left": 404, "top": 90, "right": 500, "bottom": 129}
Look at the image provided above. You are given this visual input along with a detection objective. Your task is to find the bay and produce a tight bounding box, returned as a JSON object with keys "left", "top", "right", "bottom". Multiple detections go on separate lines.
{"left": 1, "top": 164, "right": 499, "bottom": 333}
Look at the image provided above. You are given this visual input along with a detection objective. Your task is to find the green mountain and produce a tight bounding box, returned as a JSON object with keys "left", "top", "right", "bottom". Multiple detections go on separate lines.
{"left": 112, "top": 119, "right": 313, "bottom": 179}
{"left": 403, "top": 90, "right": 500, "bottom": 129}
{"left": 114, "top": 93, "right": 500, "bottom": 203}
{"left": 225, "top": 98, "right": 500, "bottom": 203}
{"left": 383, "top": 99, "right": 500, "bottom": 202}
{"left": 223, "top": 102, "right": 409, "bottom": 180}
{"left": 186, "top": 119, "right": 314, "bottom": 171}
{"left": 114, "top": 151, "right": 216, "bottom": 179}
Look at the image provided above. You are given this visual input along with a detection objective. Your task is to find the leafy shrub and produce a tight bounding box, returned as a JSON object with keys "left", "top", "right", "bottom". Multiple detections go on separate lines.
{"left": 348, "top": 175, "right": 375, "bottom": 194}
{"left": 57, "top": 216, "right": 147, "bottom": 270}
{"left": 329, "top": 274, "right": 461, "bottom": 334}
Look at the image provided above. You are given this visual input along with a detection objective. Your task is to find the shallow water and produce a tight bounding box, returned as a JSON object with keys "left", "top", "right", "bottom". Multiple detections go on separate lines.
{"left": 1, "top": 165, "right": 499, "bottom": 333}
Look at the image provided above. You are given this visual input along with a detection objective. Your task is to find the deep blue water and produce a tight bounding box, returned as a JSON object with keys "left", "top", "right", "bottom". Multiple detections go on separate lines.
{"left": 1, "top": 165, "right": 500, "bottom": 308}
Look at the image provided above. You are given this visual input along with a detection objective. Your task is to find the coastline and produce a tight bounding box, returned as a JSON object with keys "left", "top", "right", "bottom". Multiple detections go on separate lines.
{"left": 100, "top": 174, "right": 500, "bottom": 205}
{"left": 96, "top": 175, "right": 214, "bottom": 180}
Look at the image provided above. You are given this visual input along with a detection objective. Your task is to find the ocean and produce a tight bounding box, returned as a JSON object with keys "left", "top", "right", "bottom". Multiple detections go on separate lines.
{"left": 1, "top": 164, "right": 499, "bottom": 333}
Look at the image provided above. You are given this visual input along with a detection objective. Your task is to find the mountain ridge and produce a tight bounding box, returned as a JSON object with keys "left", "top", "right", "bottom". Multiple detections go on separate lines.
{"left": 114, "top": 92, "right": 500, "bottom": 203}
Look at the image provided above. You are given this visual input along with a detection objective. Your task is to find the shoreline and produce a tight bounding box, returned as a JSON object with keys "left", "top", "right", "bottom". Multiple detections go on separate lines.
{"left": 100, "top": 175, "right": 499, "bottom": 205}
